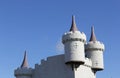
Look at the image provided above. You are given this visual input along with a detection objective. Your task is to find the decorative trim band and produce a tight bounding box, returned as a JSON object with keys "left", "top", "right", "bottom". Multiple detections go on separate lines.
{"left": 85, "top": 48, "right": 104, "bottom": 51}
{"left": 62, "top": 38, "right": 86, "bottom": 44}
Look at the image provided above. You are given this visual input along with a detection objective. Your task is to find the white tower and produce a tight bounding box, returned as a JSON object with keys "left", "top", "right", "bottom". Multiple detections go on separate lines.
{"left": 85, "top": 27, "right": 105, "bottom": 71}
{"left": 14, "top": 51, "right": 33, "bottom": 78}
{"left": 62, "top": 16, "right": 86, "bottom": 69}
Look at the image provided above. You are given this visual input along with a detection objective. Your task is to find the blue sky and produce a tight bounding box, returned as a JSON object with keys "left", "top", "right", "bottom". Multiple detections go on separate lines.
{"left": 0, "top": 0, "right": 120, "bottom": 78}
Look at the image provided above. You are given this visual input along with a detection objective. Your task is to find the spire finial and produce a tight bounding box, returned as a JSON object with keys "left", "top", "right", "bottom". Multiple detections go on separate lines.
{"left": 89, "top": 26, "right": 97, "bottom": 42}
{"left": 69, "top": 15, "right": 78, "bottom": 32}
{"left": 21, "top": 51, "right": 29, "bottom": 68}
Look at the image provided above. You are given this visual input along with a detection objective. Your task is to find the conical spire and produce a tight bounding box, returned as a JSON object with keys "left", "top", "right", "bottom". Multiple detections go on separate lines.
{"left": 21, "top": 51, "right": 29, "bottom": 68}
{"left": 69, "top": 15, "right": 78, "bottom": 32}
{"left": 89, "top": 26, "right": 97, "bottom": 42}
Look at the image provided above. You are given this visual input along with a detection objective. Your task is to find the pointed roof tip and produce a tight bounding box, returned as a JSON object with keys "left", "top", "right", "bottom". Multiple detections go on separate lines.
{"left": 69, "top": 15, "right": 78, "bottom": 32}
{"left": 89, "top": 26, "right": 97, "bottom": 42}
{"left": 21, "top": 51, "right": 29, "bottom": 68}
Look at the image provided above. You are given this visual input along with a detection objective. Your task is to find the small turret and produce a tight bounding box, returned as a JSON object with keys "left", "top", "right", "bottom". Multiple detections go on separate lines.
{"left": 85, "top": 27, "right": 105, "bottom": 71}
{"left": 14, "top": 51, "right": 33, "bottom": 78}
{"left": 62, "top": 16, "right": 86, "bottom": 69}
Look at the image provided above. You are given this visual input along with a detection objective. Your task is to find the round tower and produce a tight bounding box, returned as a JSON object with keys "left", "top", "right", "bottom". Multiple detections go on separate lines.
{"left": 85, "top": 27, "right": 105, "bottom": 71}
{"left": 14, "top": 51, "right": 33, "bottom": 78}
{"left": 62, "top": 16, "right": 86, "bottom": 68}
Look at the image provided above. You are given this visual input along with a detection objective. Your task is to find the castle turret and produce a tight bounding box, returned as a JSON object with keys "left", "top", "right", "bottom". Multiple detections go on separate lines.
{"left": 62, "top": 16, "right": 86, "bottom": 69}
{"left": 85, "top": 27, "right": 105, "bottom": 71}
{"left": 14, "top": 51, "right": 33, "bottom": 78}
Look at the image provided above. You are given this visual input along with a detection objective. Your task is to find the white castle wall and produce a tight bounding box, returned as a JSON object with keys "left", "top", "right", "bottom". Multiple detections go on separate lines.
{"left": 32, "top": 54, "right": 95, "bottom": 78}
{"left": 32, "top": 54, "right": 74, "bottom": 78}
{"left": 75, "top": 58, "right": 95, "bottom": 78}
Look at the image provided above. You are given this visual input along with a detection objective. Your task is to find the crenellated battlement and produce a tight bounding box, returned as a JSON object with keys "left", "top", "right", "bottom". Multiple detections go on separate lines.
{"left": 14, "top": 67, "right": 33, "bottom": 76}
{"left": 62, "top": 31, "right": 86, "bottom": 44}
{"left": 85, "top": 41, "right": 105, "bottom": 51}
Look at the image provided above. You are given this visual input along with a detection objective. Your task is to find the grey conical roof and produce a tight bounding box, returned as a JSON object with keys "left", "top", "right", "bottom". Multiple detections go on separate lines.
{"left": 89, "top": 26, "right": 97, "bottom": 42}
{"left": 69, "top": 16, "right": 78, "bottom": 32}
{"left": 21, "top": 51, "right": 29, "bottom": 68}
